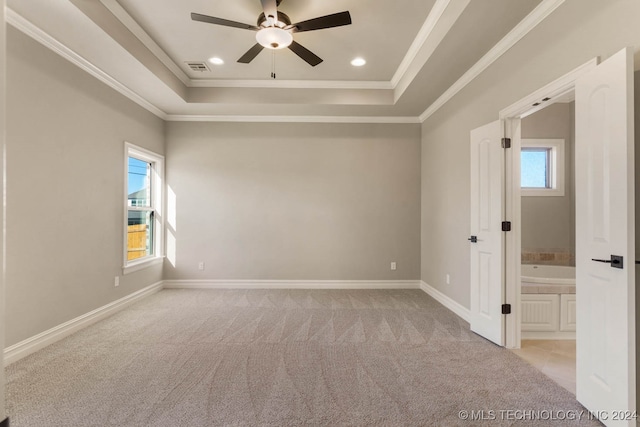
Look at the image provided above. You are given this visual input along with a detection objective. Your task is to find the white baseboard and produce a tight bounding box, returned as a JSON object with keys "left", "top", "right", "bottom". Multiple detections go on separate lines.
{"left": 419, "top": 281, "right": 471, "bottom": 322}
{"left": 521, "top": 331, "right": 575, "bottom": 340}
{"left": 163, "top": 279, "right": 421, "bottom": 290}
{"left": 4, "top": 281, "right": 164, "bottom": 366}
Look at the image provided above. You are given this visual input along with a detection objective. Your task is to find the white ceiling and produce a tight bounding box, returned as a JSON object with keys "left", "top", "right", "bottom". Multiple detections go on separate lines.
{"left": 7, "top": 0, "right": 550, "bottom": 121}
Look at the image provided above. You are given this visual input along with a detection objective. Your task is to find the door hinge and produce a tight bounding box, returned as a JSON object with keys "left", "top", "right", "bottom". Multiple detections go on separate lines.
{"left": 502, "top": 221, "right": 511, "bottom": 232}
{"left": 502, "top": 304, "right": 511, "bottom": 315}
{"left": 501, "top": 138, "right": 511, "bottom": 148}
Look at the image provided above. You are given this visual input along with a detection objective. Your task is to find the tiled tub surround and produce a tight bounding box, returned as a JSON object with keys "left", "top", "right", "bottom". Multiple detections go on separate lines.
{"left": 522, "top": 249, "right": 574, "bottom": 266}
{"left": 521, "top": 265, "right": 576, "bottom": 339}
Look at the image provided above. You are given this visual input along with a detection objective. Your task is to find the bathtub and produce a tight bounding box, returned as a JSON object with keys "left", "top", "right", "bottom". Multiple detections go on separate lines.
{"left": 520, "top": 264, "right": 576, "bottom": 338}
{"left": 521, "top": 264, "right": 575, "bottom": 295}
{"left": 521, "top": 264, "right": 575, "bottom": 286}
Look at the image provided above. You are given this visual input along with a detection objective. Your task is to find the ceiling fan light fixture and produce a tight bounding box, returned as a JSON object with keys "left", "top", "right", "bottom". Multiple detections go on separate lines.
{"left": 256, "top": 27, "right": 293, "bottom": 50}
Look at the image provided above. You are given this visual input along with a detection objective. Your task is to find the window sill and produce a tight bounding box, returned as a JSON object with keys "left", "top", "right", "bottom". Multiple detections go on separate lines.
{"left": 123, "top": 256, "right": 164, "bottom": 275}
{"left": 522, "top": 188, "right": 565, "bottom": 197}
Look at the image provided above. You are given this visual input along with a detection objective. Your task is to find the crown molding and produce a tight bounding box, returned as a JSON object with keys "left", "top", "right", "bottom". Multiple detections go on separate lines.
{"left": 393, "top": 0, "right": 470, "bottom": 103}
{"left": 165, "top": 115, "right": 421, "bottom": 124}
{"left": 188, "top": 79, "right": 392, "bottom": 90}
{"left": 391, "top": 0, "right": 451, "bottom": 88}
{"left": 6, "top": 8, "right": 169, "bottom": 120}
{"left": 419, "top": 0, "right": 567, "bottom": 123}
{"left": 100, "top": 0, "right": 190, "bottom": 86}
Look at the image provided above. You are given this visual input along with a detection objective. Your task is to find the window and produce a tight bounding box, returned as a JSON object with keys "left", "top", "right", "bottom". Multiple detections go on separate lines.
{"left": 521, "top": 139, "right": 564, "bottom": 196}
{"left": 124, "top": 143, "right": 164, "bottom": 273}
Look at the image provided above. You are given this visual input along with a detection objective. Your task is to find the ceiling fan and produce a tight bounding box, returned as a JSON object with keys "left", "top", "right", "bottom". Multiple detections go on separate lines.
{"left": 191, "top": 0, "right": 352, "bottom": 67}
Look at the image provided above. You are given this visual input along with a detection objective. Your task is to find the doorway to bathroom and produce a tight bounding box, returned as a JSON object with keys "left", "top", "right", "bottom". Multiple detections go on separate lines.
{"left": 494, "top": 49, "right": 637, "bottom": 424}
{"left": 513, "top": 100, "right": 577, "bottom": 395}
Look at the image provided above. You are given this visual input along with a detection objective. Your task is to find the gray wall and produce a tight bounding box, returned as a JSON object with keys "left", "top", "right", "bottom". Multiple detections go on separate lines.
{"left": 521, "top": 102, "right": 575, "bottom": 260}
{"left": 421, "top": 0, "right": 640, "bottom": 308}
{"left": 5, "top": 28, "right": 165, "bottom": 346}
{"left": 164, "top": 121, "right": 421, "bottom": 281}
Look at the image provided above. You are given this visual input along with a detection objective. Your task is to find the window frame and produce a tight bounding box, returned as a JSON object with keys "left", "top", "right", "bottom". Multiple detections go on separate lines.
{"left": 520, "top": 138, "right": 565, "bottom": 197}
{"left": 123, "top": 142, "right": 164, "bottom": 274}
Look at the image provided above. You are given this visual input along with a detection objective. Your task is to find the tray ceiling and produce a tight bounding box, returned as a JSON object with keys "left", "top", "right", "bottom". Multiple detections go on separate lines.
{"left": 7, "top": 0, "right": 549, "bottom": 120}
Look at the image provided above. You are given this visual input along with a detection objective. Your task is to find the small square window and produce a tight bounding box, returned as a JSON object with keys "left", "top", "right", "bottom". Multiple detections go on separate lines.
{"left": 521, "top": 148, "right": 550, "bottom": 188}
{"left": 521, "top": 139, "right": 564, "bottom": 197}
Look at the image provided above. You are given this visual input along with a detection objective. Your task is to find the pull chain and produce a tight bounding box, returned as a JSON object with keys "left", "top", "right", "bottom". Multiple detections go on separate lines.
{"left": 271, "top": 50, "right": 276, "bottom": 79}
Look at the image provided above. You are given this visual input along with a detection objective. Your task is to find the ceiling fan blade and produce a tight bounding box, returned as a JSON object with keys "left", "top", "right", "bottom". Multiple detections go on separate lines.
{"left": 288, "top": 41, "right": 323, "bottom": 66}
{"left": 260, "top": 0, "right": 278, "bottom": 22}
{"left": 191, "top": 13, "right": 259, "bottom": 31}
{"left": 238, "top": 43, "right": 265, "bottom": 63}
{"left": 291, "top": 11, "right": 351, "bottom": 33}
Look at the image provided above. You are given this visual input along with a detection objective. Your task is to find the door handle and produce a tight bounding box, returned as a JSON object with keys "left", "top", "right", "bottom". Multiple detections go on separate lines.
{"left": 591, "top": 255, "right": 624, "bottom": 269}
{"left": 468, "top": 235, "right": 478, "bottom": 243}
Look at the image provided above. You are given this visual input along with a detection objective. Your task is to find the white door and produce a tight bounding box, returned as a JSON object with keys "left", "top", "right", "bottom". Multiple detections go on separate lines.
{"left": 575, "top": 47, "right": 635, "bottom": 425}
{"left": 470, "top": 120, "right": 505, "bottom": 346}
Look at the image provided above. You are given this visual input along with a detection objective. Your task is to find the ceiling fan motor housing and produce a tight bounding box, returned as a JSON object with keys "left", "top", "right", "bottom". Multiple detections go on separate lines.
{"left": 257, "top": 11, "right": 291, "bottom": 28}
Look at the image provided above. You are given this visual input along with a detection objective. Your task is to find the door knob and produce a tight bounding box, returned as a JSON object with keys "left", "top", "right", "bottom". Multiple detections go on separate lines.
{"left": 468, "top": 235, "right": 478, "bottom": 243}
{"left": 591, "top": 255, "right": 624, "bottom": 269}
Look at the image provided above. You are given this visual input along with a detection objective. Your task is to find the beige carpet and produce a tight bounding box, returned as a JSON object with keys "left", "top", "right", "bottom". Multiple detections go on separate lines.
{"left": 6, "top": 289, "right": 601, "bottom": 426}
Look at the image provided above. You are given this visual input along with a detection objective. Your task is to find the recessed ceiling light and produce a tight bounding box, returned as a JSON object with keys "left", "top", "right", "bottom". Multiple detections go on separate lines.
{"left": 208, "top": 57, "right": 224, "bottom": 65}
{"left": 351, "top": 57, "right": 366, "bottom": 67}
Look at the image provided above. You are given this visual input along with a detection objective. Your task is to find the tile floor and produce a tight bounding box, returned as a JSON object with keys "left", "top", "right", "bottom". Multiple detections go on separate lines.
{"left": 511, "top": 339, "right": 576, "bottom": 395}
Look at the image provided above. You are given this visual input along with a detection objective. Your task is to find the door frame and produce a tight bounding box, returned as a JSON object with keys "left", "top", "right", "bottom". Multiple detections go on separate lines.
{"left": 498, "top": 57, "right": 599, "bottom": 349}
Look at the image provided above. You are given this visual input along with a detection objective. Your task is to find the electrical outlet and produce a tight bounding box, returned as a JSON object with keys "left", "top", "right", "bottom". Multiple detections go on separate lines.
{"left": 390, "top": 262, "right": 397, "bottom": 271}
{"left": 446, "top": 274, "right": 450, "bottom": 285}
{"left": 114, "top": 276, "right": 120, "bottom": 287}
{"left": 198, "top": 261, "right": 205, "bottom": 271}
